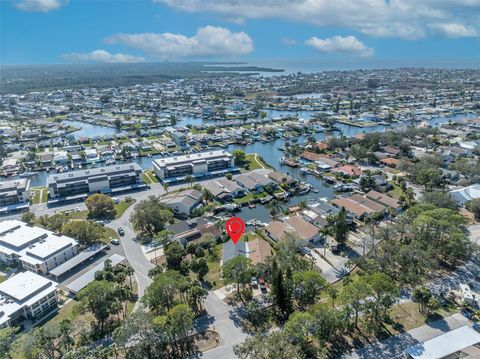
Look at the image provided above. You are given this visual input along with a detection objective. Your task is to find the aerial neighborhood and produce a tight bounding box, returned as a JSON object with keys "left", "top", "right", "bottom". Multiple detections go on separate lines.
{"left": 0, "top": 67, "right": 480, "bottom": 358}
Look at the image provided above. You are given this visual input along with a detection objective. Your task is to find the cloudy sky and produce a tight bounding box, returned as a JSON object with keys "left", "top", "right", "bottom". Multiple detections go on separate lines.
{"left": 1, "top": 0, "right": 479, "bottom": 67}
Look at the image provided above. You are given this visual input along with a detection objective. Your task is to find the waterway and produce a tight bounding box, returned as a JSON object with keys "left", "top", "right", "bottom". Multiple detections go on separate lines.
{"left": 22, "top": 112, "right": 476, "bottom": 224}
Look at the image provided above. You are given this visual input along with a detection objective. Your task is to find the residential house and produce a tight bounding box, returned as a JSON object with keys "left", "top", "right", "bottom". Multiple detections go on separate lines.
{"left": 161, "top": 189, "right": 203, "bottom": 216}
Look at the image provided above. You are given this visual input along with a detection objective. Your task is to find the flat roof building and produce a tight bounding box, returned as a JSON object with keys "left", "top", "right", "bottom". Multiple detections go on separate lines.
{"left": 0, "top": 178, "right": 31, "bottom": 213}
{"left": 0, "top": 271, "right": 58, "bottom": 328}
{"left": 0, "top": 220, "right": 78, "bottom": 275}
{"left": 47, "top": 163, "right": 145, "bottom": 201}
{"left": 153, "top": 150, "right": 237, "bottom": 183}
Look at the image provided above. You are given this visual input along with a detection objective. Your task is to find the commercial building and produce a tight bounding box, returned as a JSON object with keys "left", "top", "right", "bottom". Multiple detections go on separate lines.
{"left": 153, "top": 150, "right": 237, "bottom": 183}
{"left": 0, "top": 178, "right": 31, "bottom": 213}
{"left": 0, "top": 220, "right": 78, "bottom": 274}
{"left": 47, "top": 163, "right": 145, "bottom": 201}
{"left": 0, "top": 271, "right": 58, "bottom": 328}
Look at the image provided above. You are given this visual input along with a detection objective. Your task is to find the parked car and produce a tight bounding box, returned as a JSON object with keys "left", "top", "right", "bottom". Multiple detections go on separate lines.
{"left": 75, "top": 207, "right": 80, "bottom": 212}
{"left": 251, "top": 277, "right": 258, "bottom": 288}
{"left": 117, "top": 227, "right": 125, "bottom": 236}
{"left": 300, "top": 247, "right": 311, "bottom": 255}
{"left": 473, "top": 322, "right": 480, "bottom": 332}
{"left": 110, "top": 238, "right": 120, "bottom": 245}
{"left": 461, "top": 308, "right": 475, "bottom": 319}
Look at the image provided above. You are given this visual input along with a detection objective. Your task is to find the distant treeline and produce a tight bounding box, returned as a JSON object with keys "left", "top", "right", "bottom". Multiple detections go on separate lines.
{"left": 0, "top": 62, "right": 283, "bottom": 94}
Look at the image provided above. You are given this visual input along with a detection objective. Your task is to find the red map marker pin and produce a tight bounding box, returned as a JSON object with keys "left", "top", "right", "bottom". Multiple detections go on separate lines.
{"left": 225, "top": 217, "right": 245, "bottom": 245}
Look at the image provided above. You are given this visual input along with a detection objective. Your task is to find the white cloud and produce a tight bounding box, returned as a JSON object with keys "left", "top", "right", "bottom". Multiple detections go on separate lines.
{"left": 305, "top": 36, "right": 374, "bottom": 57}
{"left": 155, "top": 0, "right": 480, "bottom": 40}
{"left": 430, "top": 23, "right": 478, "bottom": 38}
{"left": 282, "top": 37, "right": 297, "bottom": 45}
{"left": 104, "top": 26, "right": 253, "bottom": 59}
{"left": 60, "top": 50, "right": 145, "bottom": 63}
{"left": 14, "top": 0, "right": 65, "bottom": 12}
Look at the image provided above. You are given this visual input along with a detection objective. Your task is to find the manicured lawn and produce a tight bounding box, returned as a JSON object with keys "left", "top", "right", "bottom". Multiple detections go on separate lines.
{"left": 143, "top": 170, "right": 159, "bottom": 184}
{"left": 114, "top": 198, "right": 136, "bottom": 219}
{"left": 31, "top": 187, "right": 48, "bottom": 204}
{"left": 234, "top": 191, "right": 268, "bottom": 204}
{"left": 0, "top": 276, "right": 6, "bottom": 283}
{"left": 245, "top": 153, "right": 272, "bottom": 171}
{"left": 67, "top": 210, "right": 88, "bottom": 220}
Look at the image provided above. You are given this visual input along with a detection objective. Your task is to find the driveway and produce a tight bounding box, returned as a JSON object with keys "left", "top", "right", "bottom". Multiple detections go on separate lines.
{"left": 193, "top": 291, "right": 247, "bottom": 359}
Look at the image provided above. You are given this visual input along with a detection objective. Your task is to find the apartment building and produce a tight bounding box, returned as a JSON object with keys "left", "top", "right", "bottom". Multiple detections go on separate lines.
{"left": 153, "top": 150, "right": 236, "bottom": 183}
{"left": 0, "top": 220, "right": 78, "bottom": 274}
{"left": 0, "top": 178, "right": 31, "bottom": 212}
{"left": 0, "top": 271, "right": 58, "bottom": 328}
{"left": 47, "top": 163, "right": 144, "bottom": 200}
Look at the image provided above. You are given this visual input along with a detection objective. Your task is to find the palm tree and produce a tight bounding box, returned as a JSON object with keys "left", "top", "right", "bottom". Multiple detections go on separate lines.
{"left": 185, "top": 175, "right": 194, "bottom": 188}
{"left": 123, "top": 264, "right": 135, "bottom": 291}
{"left": 162, "top": 182, "right": 169, "bottom": 193}
{"left": 320, "top": 226, "right": 331, "bottom": 257}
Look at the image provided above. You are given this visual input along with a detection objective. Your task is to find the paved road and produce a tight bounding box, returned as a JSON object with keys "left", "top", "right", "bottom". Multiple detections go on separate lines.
{"left": 105, "top": 199, "right": 155, "bottom": 301}
{"left": 340, "top": 313, "right": 471, "bottom": 359}
{"left": 192, "top": 292, "right": 247, "bottom": 359}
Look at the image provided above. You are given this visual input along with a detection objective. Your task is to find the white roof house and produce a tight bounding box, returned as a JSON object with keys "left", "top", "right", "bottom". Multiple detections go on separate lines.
{"left": 405, "top": 326, "right": 480, "bottom": 359}
{"left": 0, "top": 220, "right": 79, "bottom": 274}
{"left": 449, "top": 184, "right": 480, "bottom": 206}
{"left": 0, "top": 271, "right": 58, "bottom": 328}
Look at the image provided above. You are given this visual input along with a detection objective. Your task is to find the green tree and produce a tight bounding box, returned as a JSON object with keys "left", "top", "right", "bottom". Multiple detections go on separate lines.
{"left": 232, "top": 149, "right": 246, "bottom": 166}
{"left": 85, "top": 193, "right": 115, "bottom": 219}
{"left": 164, "top": 241, "right": 186, "bottom": 270}
{"left": 190, "top": 258, "right": 209, "bottom": 281}
{"left": 234, "top": 331, "right": 303, "bottom": 359}
{"left": 222, "top": 256, "right": 254, "bottom": 300}
{"left": 244, "top": 300, "right": 268, "bottom": 331}
{"left": 130, "top": 196, "right": 173, "bottom": 236}
{"left": 142, "top": 270, "right": 185, "bottom": 314}
{"left": 466, "top": 199, "right": 480, "bottom": 221}
{"left": 0, "top": 327, "right": 18, "bottom": 359}
{"left": 61, "top": 221, "right": 104, "bottom": 247}
{"left": 292, "top": 270, "right": 327, "bottom": 308}
{"left": 334, "top": 207, "right": 349, "bottom": 245}
{"left": 78, "top": 280, "right": 121, "bottom": 334}
{"left": 21, "top": 211, "right": 35, "bottom": 225}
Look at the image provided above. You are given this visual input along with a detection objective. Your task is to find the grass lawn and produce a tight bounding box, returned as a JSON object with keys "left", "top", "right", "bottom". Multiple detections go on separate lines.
{"left": 244, "top": 153, "right": 272, "bottom": 171}
{"left": 0, "top": 275, "right": 6, "bottom": 283}
{"left": 143, "top": 170, "right": 159, "bottom": 184}
{"left": 102, "top": 227, "right": 120, "bottom": 243}
{"left": 31, "top": 187, "right": 48, "bottom": 204}
{"left": 114, "top": 199, "right": 136, "bottom": 219}
{"left": 204, "top": 244, "right": 223, "bottom": 289}
{"left": 385, "top": 301, "right": 457, "bottom": 334}
{"left": 67, "top": 210, "right": 89, "bottom": 220}
{"left": 387, "top": 181, "right": 404, "bottom": 199}
{"left": 234, "top": 191, "right": 268, "bottom": 204}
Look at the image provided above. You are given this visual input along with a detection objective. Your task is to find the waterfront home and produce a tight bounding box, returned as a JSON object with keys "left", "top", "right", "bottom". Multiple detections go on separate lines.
{"left": 331, "top": 164, "right": 363, "bottom": 177}
{"left": 40, "top": 153, "right": 54, "bottom": 166}
{"left": 265, "top": 215, "right": 320, "bottom": 244}
{"left": 53, "top": 151, "right": 68, "bottom": 165}
{"left": 84, "top": 148, "right": 99, "bottom": 162}
{"left": 161, "top": 189, "right": 203, "bottom": 216}
{"left": 268, "top": 171, "right": 297, "bottom": 187}
{"left": 1, "top": 158, "right": 18, "bottom": 175}
{"left": 301, "top": 151, "right": 325, "bottom": 162}
{"left": 202, "top": 178, "right": 245, "bottom": 202}
{"left": 234, "top": 172, "right": 275, "bottom": 194}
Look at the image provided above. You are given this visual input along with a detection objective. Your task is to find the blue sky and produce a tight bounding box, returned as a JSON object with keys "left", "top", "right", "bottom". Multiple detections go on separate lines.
{"left": 1, "top": 0, "right": 480, "bottom": 67}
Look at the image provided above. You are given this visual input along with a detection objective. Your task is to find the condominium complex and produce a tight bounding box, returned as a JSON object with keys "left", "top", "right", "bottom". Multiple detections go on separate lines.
{"left": 0, "top": 271, "right": 58, "bottom": 328}
{"left": 46, "top": 163, "right": 145, "bottom": 200}
{"left": 0, "top": 220, "right": 78, "bottom": 274}
{"left": 152, "top": 150, "right": 236, "bottom": 183}
{"left": 0, "top": 178, "right": 31, "bottom": 212}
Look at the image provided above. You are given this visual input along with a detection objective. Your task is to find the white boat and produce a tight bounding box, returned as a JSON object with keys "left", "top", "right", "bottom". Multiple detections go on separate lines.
{"left": 19, "top": 172, "right": 35, "bottom": 178}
